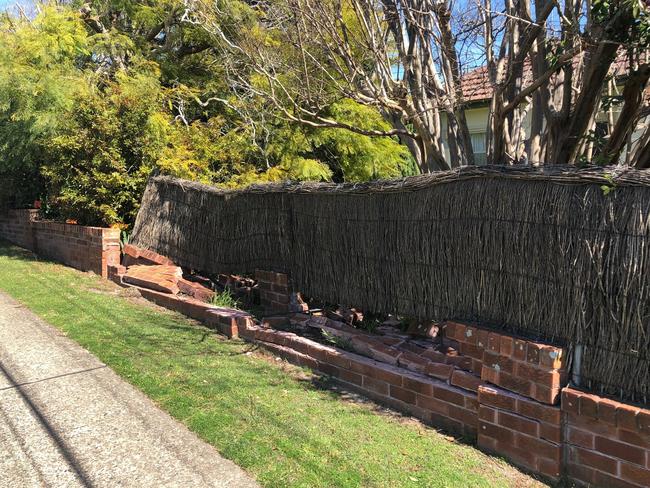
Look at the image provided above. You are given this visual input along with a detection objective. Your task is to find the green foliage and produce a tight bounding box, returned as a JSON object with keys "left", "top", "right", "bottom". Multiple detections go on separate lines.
{"left": 40, "top": 70, "right": 166, "bottom": 225}
{"left": 0, "top": 3, "right": 419, "bottom": 226}
{"left": 211, "top": 288, "right": 240, "bottom": 309}
{"left": 314, "top": 100, "right": 417, "bottom": 182}
{"left": 229, "top": 100, "right": 416, "bottom": 187}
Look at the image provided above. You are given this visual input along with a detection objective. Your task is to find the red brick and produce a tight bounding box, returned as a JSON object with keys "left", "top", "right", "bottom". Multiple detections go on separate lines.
{"left": 370, "top": 367, "right": 406, "bottom": 387}
{"left": 478, "top": 385, "right": 516, "bottom": 412}
{"left": 516, "top": 432, "right": 560, "bottom": 462}
{"left": 478, "top": 421, "right": 515, "bottom": 444}
{"left": 595, "top": 436, "right": 646, "bottom": 466}
{"left": 318, "top": 362, "right": 341, "bottom": 378}
{"left": 567, "top": 426, "right": 595, "bottom": 449}
{"left": 325, "top": 351, "right": 351, "bottom": 369}
{"left": 480, "top": 366, "right": 499, "bottom": 385}
{"left": 448, "top": 406, "right": 478, "bottom": 427}
{"left": 444, "top": 321, "right": 465, "bottom": 342}
{"left": 538, "top": 345, "right": 564, "bottom": 370}
{"left": 620, "top": 461, "right": 650, "bottom": 486}
{"left": 537, "top": 457, "right": 561, "bottom": 480}
{"left": 487, "top": 333, "right": 500, "bottom": 353}
{"left": 512, "top": 339, "right": 527, "bottom": 361}
{"left": 462, "top": 395, "right": 477, "bottom": 414}
{"left": 497, "top": 442, "right": 538, "bottom": 470}
{"left": 499, "top": 336, "right": 514, "bottom": 357}
{"left": 497, "top": 371, "right": 534, "bottom": 398}
{"left": 369, "top": 343, "right": 401, "bottom": 365}
{"left": 398, "top": 351, "right": 429, "bottom": 372}
{"left": 595, "top": 470, "right": 642, "bottom": 488}
{"left": 339, "top": 368, "right": 363, "bottom": 386}
{"left": 579, "top": 393, "right": 600, "bottom": 419}
{"left": 479, "top": 406, "right": 497, "bottom": 423}
{"left": 517, "top": 398, "right": 561, "bottom": 424}
{"left": 417, "top": 394, "right": 450, "bottom": 415}
{"left": 424, "top": 362, "right": 454, "bottom": 381}
{"left": 497, "top": 410, "right": 539, "bottom": 437}
{"left": 531, "top": 384, "right": 560, "bottom": 405}
{"left": 539, "top": 422, "right": 562, "bottom": 443}
{"left": 617, "top": 428, "right": 650, "bottom": 449}
{"left": 451, "top": 370, "right": 483, "bottom": 392}
{"left": 459, "top": 342, "right": 484, "bottom": 360}
{"left": 362, "top": 376, "right": 389, "bottom": 396}
{"left": 462, "top": 326, "right": 478, "bottom": 345}
{"left": 598, "top": 397, "right": 620, "bottom": 425}
{"left": 562, "top": 388, "right": 581, "bottom": 415}
{"left": 476, "top": 329, "right": 490, "bottom": 349}
{"left": 516, "top": 362, "right": 563, "bottom": 389}
{"left": 638, "top": 410, "right": 650, "bottom": 433}
{"left": 403, "top": 374, "right": 434, "bottom": 396}
{"left": 571, "top": 445, "right": 619, "bottom": 474}
{"left": 477, "top": 433, "right": 498, "bottom": 452}
{"left": 567, "top": 462, "right": 597, "bottom": 485}
{"left": 433, "top": 384, "right": 469, "bottom": 407}
{"left": 526, "top": 342, "right": 542, "bottom": 364}
{"left": 347, "top": 355, "right": 377, "bottom": 376}
{"left": 421, "top": 348, "right": 447, "bottom": 363}
{"left": 618, "top": 404, "right": 641, "bottom": 432}
{"left": 446, "top": 355, "right": 473, "bottom": 371}
{"left": 390, "top": 385, "right": 417, "bottom": 405}
{"left": 483, "top": 351, "right": 515, "bottom": 374}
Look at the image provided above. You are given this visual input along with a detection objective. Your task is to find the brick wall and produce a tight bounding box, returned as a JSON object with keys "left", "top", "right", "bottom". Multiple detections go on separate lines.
{"left": 478, "top": 385, "right": 563, "bottom": 479}
{"left": 238, "top": 318, "right": 650, "bottom": 486}
{"left": 225, "top": 281, "right": 648, "bottom": 486}
{"left": 0, "top": 209, "right": 39, "bottom": 250}
{"left": 0, "top": 209, "right": 120, "bottom": 278}
{"left": 563, "top": 388, "right": 650, "bottom": 487}
{"left": 103, "top": 261, "right": 650, "bottom": 487}
{"left": 445, "top": 321, "right": 567, "bottom": 405}
{"left": 238, "top": 322, "right": 480, "bottom": 438}
{"left": 255, "top": 269, "right": 308, "bottom": 313}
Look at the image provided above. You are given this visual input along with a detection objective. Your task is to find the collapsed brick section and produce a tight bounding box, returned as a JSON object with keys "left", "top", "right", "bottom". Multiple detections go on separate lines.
{"left": 255, "top": 269, "right": 307, "bottom": 313}
{"left": 135, "top": 287, "right": 252, "bottom": 338}
{"left": 445, "top": 321, "right": 567, "bottom": 405}
{"left": 237, "top": 322, "right": 479, "bottom": 438}
{"left": 98, "top": 263, "right": 650, "bottom": 487}
{"left": 123, "top": 265, "right": 183, "bottom": 294}
{"left": 0, "top": 209, "right": 121, "bottom": 277}
{"left": 563, "top": 388, "right": 650, "bottom": 488}
{"left": 22, "top": 242, "right": 644, "bottom": 488}
{"left": 122, "top": 243, "right": 174, "bottom": 267}
{"left": 478, "top": 385, "right": 562, "bottom": 480}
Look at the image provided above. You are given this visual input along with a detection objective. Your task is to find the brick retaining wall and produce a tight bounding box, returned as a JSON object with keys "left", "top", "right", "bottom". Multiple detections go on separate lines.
{"left": 238, "top": 270, "right": 650, "bottom": 486}
{"left": 0, "top": 209, "right": 120, "bottom": 277}
{"left": 107, "top": 263, "right": 650, "bottom": 486}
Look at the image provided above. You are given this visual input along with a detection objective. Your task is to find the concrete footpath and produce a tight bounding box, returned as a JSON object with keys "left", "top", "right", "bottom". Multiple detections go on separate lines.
{"left": 0, "top": 291, "right": 259, "bottom": 488}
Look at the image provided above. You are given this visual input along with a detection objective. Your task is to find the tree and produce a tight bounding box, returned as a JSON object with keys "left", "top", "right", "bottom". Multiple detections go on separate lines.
{"left": 0, "top": 3, "right": 415, "bottom": 225}
{"left": 184, "top": 0, "right": 650, "bottom": 169}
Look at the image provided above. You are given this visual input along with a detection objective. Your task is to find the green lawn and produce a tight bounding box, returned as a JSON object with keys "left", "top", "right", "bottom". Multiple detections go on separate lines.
{"left": 0, "top": 242, "right": 546, "bottom": 488}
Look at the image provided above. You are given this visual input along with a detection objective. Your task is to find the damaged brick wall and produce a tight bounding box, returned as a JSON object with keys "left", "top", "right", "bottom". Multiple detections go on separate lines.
{"left": 243, "top": 269, "right": 650, "bottom": 487}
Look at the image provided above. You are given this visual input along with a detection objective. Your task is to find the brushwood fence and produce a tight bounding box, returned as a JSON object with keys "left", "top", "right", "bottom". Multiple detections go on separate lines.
{"left": 131, "top": 166, "right": 650, "bottom": 405}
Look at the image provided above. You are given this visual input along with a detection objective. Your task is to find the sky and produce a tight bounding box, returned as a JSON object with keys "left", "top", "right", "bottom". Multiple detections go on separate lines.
{"left": 0, "top": 0, "right": 32, "bottom": 12}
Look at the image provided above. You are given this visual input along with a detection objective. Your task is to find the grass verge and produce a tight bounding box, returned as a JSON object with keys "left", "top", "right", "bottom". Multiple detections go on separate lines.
{"left": 0, "top": 242, "right": 547, "bottom": 488}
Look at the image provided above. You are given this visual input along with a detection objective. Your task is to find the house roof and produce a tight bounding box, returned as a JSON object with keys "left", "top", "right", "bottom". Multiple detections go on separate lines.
{"left": 460, "top": 52, "right": 638, "bottom": 104}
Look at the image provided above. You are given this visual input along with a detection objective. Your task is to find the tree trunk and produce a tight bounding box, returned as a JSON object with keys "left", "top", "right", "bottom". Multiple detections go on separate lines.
{"left": 601, "top": 64, "right": 650, "bottom": 163}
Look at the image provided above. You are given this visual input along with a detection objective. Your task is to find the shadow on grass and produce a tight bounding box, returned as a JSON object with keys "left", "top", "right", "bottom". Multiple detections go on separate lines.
{"left": 0, "top": 240, "right": 38, "bottom": 260}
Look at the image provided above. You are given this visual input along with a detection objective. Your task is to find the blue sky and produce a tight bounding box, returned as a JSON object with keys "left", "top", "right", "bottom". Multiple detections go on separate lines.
{"left": 0, "top": 0, "right": 31, "bottom": 10}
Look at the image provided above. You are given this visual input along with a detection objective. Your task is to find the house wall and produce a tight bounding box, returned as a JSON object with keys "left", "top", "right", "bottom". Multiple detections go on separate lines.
{"left": 443, "top": 101, "right": 632, "bottom": 165}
